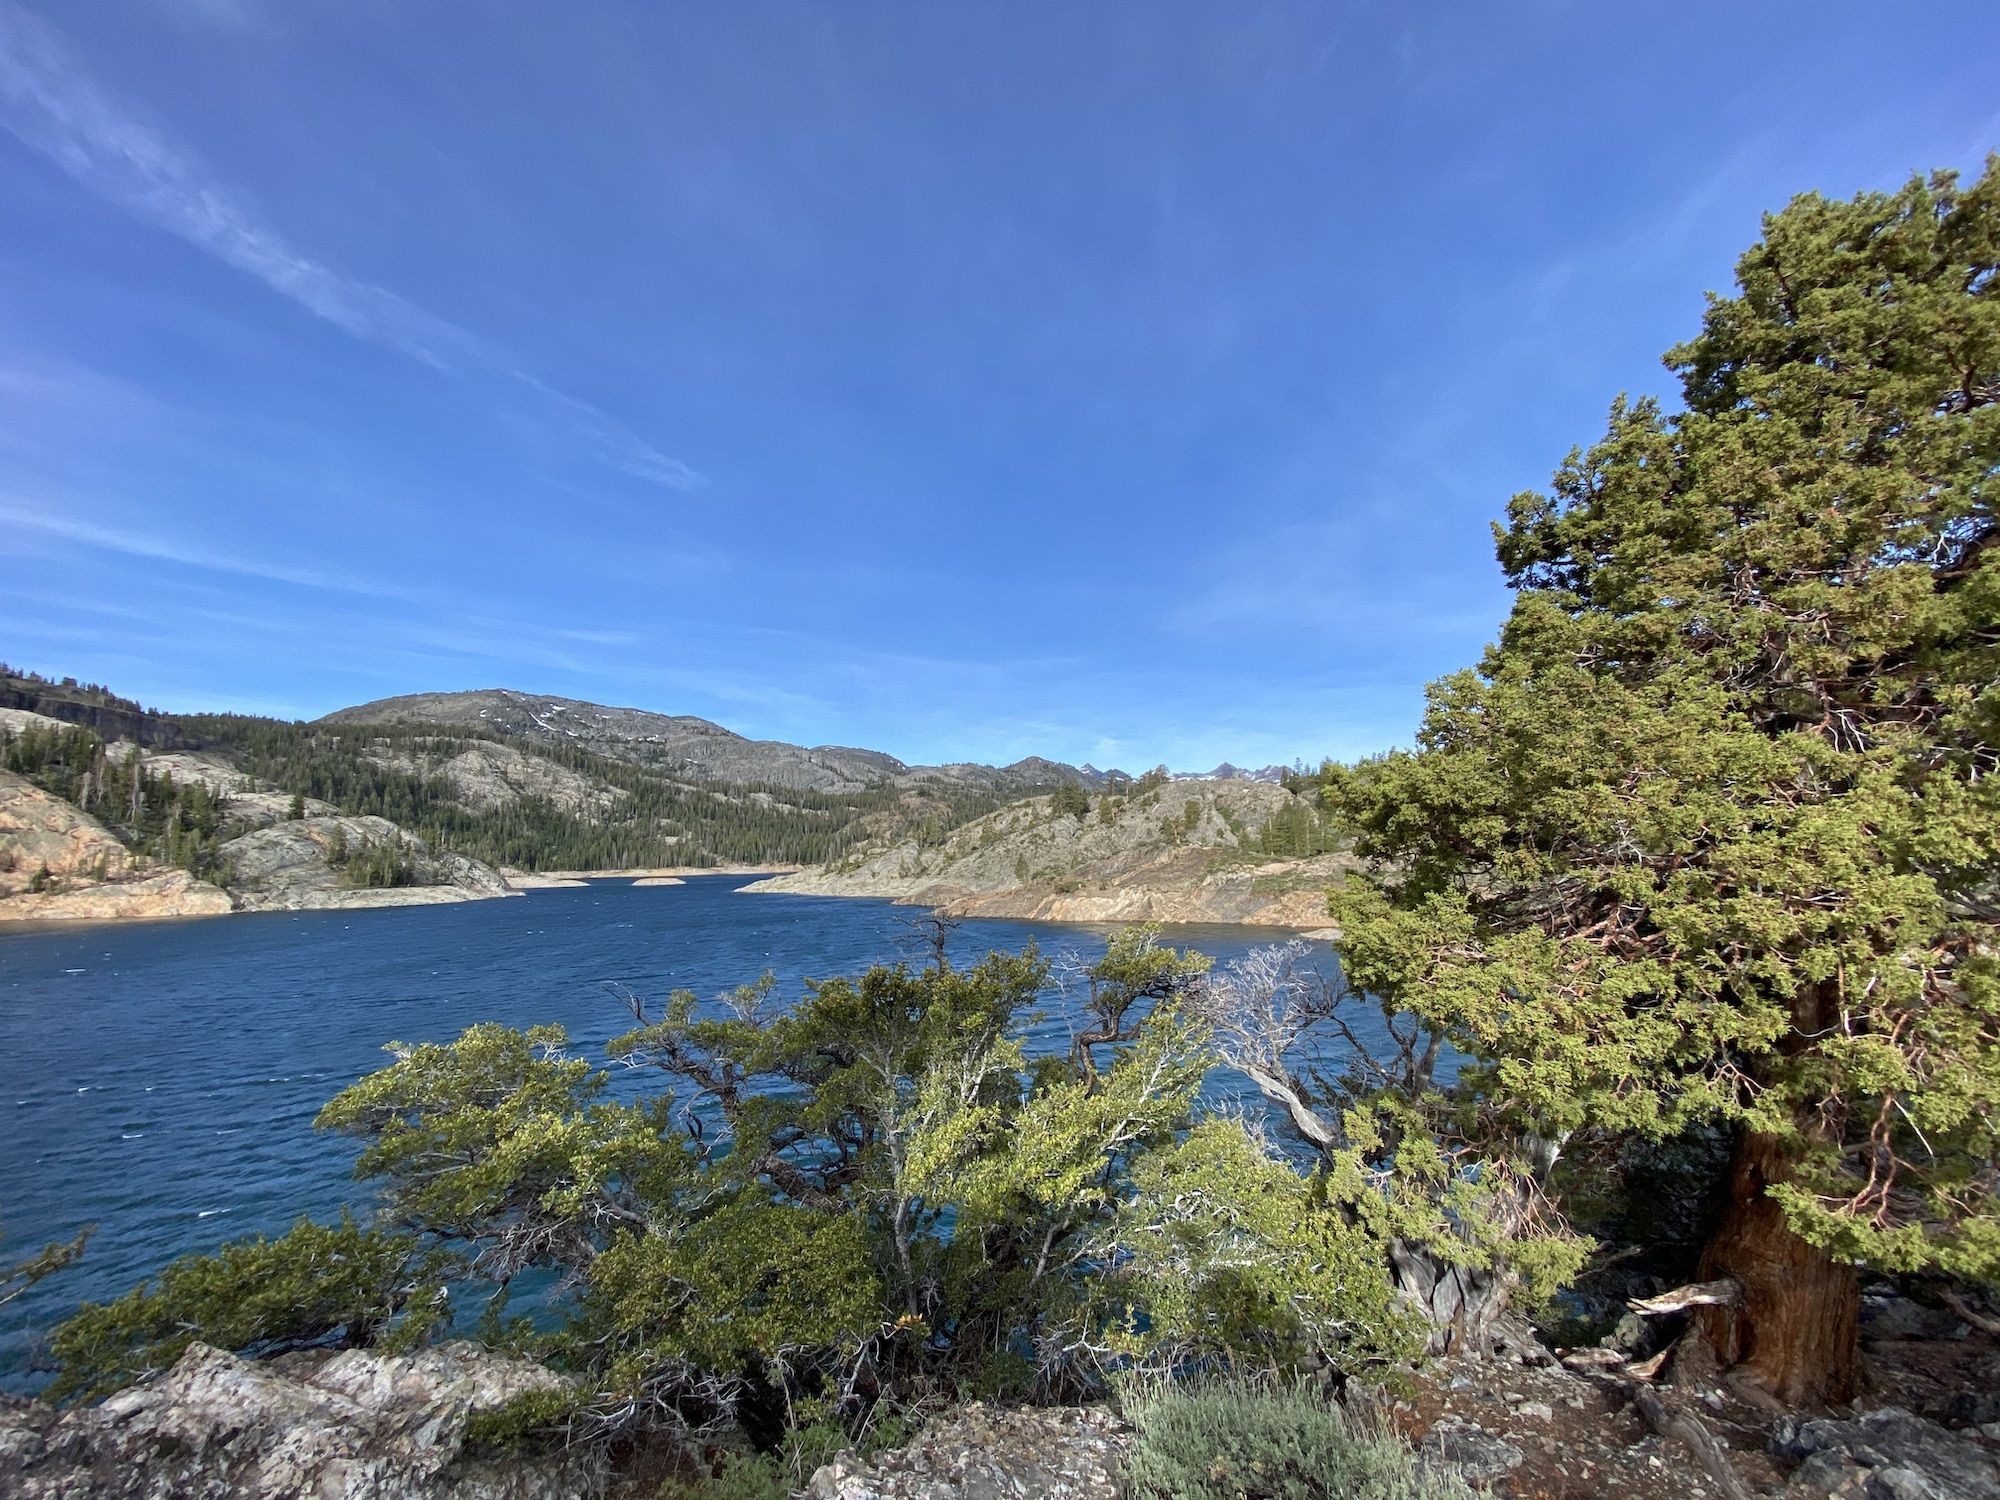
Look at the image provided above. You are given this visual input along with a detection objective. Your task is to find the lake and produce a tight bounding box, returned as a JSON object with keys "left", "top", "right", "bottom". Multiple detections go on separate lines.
{"left": 0, "top": 876, "right": 1352, "bottom": 1390}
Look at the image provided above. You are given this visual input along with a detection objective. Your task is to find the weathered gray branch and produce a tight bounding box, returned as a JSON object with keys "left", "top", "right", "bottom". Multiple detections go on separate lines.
{"left": 1629, "top": 1278, "right": 1743, "bottom": 1316}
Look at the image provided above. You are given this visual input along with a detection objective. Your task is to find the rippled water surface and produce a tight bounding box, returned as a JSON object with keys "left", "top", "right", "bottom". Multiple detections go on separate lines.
{"left": 0, "top": 876, "right": 1352, "bottom": 1388}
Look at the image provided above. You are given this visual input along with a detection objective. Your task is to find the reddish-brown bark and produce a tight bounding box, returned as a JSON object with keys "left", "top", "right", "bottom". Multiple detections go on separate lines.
{"left": 1692, "top": 1127, "right": 1861, "bottom": 1407}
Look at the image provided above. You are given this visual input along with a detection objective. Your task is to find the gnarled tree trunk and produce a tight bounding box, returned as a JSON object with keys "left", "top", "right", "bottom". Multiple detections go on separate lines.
{"left": 1690, "top": 1127, "right": 1860, "bottom": 1407}
{"left": 1389, "top": 1239, "right": 1514, "bottom": 1356}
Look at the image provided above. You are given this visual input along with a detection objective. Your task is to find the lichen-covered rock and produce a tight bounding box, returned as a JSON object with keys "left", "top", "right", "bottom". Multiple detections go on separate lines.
{"left": 1418, "top": 1418, "right": 1526, "bottom": 1488}
{"left": 807, "top": 1403, "right": 1129, "bottom": 1499}
{"left": 0, "top": 1341, "right": 602, "bottom": 1499}
{"left": 1773, "top": 1405, "right": 2000, "bottom": 1498}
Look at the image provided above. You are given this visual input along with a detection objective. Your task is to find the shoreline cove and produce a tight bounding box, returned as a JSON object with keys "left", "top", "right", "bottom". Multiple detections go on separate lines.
{"left": 0, "top": 876, "right": 1352, "bottom": 1390}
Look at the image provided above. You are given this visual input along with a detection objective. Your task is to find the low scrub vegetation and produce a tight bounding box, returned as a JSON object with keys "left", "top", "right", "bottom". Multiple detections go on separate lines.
{"left": 1120, "top": 1379, "right": 1474, "bottom": 1500}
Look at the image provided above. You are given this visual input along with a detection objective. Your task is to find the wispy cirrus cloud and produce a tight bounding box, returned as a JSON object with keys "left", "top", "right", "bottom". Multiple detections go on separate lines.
{"left": 0, "top": 501, "right": 426, "bottom": 599}
{"left": 0, "top": 2, "right": 704, "bottom": 490}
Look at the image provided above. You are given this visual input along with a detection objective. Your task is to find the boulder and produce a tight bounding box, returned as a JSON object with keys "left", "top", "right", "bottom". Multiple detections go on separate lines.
{"left": 0, "top": 1341, "right": 601, "bottom": 1499}
{"left": 1773, "top": 1405, "right": 2000, "bottom": 1498}
{"left": 1417, "top": 1418, "right": 1526, "bottom": 1489}
{"left": 807, "top": 1403, "right": 1129, "bottom": 1499}
{"left": 1859, "top": 1290, "right": 1970, "bottom": 1344}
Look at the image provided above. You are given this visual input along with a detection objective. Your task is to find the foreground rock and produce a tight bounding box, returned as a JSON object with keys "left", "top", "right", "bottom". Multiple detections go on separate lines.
{"left": 1417, "top": 1419, "right": 1526, "bottom": 1488}
{"left": 808, "top": 1404, "right": 1129, "bottom": 1499}
{"left": 1773, "top": 1405, "right": 2000, "bottom": 1498}
{"left": 0, "top": 1341, "right": 601, "bottom": 1499}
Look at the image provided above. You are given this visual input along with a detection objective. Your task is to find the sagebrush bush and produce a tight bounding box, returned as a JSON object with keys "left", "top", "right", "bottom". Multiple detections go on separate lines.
{"left": 1120, "top": 1379, "right": 1474, "bottom": 1500}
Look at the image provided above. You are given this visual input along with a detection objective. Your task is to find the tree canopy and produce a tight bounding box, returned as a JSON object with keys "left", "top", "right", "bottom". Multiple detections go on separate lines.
{"left": 1324, "top": 158, "right": 1999, "bottom": 1402}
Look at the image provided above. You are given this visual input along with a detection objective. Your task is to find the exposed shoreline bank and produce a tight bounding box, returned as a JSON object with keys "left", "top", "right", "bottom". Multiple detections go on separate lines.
{"left": 738, "top": 875, "right": 1341, "bottom": 937}
{"left": 0, "top": 865, "right": 799, "bottom": 927}
{"left": 535, "top": 864, "right": 797, "bottom": 880}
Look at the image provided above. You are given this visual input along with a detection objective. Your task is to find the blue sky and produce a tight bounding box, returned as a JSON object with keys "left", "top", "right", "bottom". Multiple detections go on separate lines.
{"left": 2, "top": 3, "right": 1995, "bottom": 772}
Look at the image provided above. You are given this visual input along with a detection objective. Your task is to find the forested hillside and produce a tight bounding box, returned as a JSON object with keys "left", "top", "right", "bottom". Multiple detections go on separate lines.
{"left": 319, "top": 687, "right": 1105, "bottom": 797}
{"left": 749, "top": 769, "right": 1350, "bottom": 926}
{"left": 0, "top": 670, "right": 1070, "bottom": 872}
{"left": 184, "top": 714, "right": 1038, "bottom": 869}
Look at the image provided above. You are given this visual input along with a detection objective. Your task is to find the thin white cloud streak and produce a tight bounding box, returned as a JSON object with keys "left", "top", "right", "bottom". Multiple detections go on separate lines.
{"left": 0, "top": 502, "right": 427, "bottom": 600}
{"left": 0, "top": 3, "right": 704, "bottom": 490}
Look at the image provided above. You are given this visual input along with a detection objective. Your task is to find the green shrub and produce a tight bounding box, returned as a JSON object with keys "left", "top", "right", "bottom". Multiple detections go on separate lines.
{"left": 1088, "top": 1120, "right": 1420, "bottom": 1377}
{"left": 658, "top": 1449, "right": 795, "bottom": 1500}
{"left": 1121, "top": 1379, "right": 1473, "bottom": 1500}
{"left": 462, "top": 1386, "right": 586, "bottom": 1451}
{"left": 45, "top": 1216, "right": 449, "bottom": 1402}
{"left": 659, "top": 1417, "right": 910, "bottom": 1500}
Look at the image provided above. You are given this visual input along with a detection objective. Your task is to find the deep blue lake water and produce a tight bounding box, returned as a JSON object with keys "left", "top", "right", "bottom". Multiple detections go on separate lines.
{"left": 0, "top": 877, "right": 1352, "bottom": 1390}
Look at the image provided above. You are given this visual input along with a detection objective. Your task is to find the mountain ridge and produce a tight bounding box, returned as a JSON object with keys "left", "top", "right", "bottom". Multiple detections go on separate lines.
{"left": 0, "top": 671, "right": 1095, "bottom": 900}
{"left": 318, "top": 688, "right": 1079, "bottom": 795}
{"left": 318, "top": 688, "right": 1292, "bottom": 791}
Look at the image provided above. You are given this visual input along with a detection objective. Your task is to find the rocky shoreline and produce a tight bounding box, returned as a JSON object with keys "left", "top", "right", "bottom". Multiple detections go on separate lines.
{"left": 743, "top": 780, "right": 1350, "bottom": 931}
{"left": 745, "top": 861, "right": 1345, "bottom": 932}
{"left": 0, "top": 706, "right": 806, "bottom": 926}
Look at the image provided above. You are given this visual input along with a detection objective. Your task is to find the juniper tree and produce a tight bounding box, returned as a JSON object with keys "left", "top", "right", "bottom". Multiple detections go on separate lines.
{"left": 1050, "top": 781, "right": 1091, "bottom": 822}
{"left": 1325, "top": 160, "right": 1999, "bottom": 1403}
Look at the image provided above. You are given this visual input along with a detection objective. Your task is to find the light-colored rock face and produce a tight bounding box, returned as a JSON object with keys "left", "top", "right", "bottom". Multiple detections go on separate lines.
{"left": 0, "top": 737, "right": 517, "bottom": 922}
{"left": 0, "top": 769, "right": 135, "bottom": 896}
{"left": 0, "top": 869, "right": 234, "bottom": 922}
{"left": 0, "top": 1340, "right": 602, "bottom": 1499}
{"left": 808, "top": 1403, "right": 1129, "bottom": 1500}
{"left": 219, "top": 815, "right": 399, "bottom": 898}
{"left": 319, "top": 689, "right": 1103, "bottom": 798}
{"left": 747, "top": 781, "right": 1350, "bottom": 930}
{"left": 219, "top": 817, "right": 516, "bottom": 912}
{"left": 130, "top": 750, "right": 338, "bottom": 833}
{"left": 0, "top": 707, "right": 77, "bottom": 736}
{"left": 324, "top": 690, "right": 907, "bottom": 792}
{"left": 364, "top": 739, "right": 626, "bottom": 815}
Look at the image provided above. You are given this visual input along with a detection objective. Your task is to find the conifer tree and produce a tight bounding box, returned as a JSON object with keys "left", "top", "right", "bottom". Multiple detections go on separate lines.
{"left": 1050, "top": 781, "right": 1091, "bottom": 822}
{"left": 1325, "top": 160, "right": 1999, "bottom": 1403}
